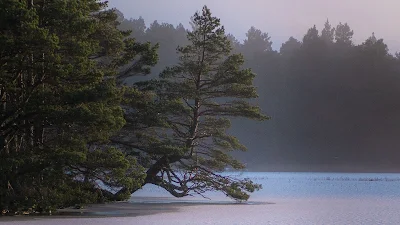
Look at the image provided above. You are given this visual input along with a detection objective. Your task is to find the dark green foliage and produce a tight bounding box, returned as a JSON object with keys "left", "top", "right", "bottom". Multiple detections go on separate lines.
{"left": 0, "top": 0, "right": 156, "bottom": 213}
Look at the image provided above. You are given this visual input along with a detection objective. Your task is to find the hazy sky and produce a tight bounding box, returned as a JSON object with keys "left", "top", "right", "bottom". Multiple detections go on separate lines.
{"left": 109, "top": 0, "right": 400, "bottom": 52}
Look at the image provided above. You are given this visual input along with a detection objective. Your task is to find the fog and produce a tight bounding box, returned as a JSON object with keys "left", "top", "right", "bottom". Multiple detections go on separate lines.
{"left": 109, "top": 0, "right": 400, "bottom": 172}
{"left": 109, "top": 0, "right": 400, "bottom": 53}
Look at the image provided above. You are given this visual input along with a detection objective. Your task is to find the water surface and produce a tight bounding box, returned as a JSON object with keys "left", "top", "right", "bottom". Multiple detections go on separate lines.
{"left": 2, "top": 172, "right": 400, "bottom": 225}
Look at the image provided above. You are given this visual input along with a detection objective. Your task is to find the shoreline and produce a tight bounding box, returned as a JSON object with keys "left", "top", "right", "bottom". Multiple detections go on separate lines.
{"left": 0, "top": 198, "right": 270, "bottom": 222}
{"left": 0, "top": 202, "right": 182, "bottom": 221}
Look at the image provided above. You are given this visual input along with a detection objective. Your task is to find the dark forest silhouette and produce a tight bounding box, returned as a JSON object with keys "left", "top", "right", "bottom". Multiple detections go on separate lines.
{"left": 117, "top": 11, "right": 400, "bottom": 172}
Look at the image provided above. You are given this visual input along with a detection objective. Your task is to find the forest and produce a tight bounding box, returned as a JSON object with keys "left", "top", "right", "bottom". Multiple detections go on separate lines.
{"left": 0, "top": 1, "right": 266, "bottom": 214}
{"left": 2, "top": 0, "right": 400, "bottom": 215}
{"left": 116, "top": 11, "right": 400, "bottom": 172}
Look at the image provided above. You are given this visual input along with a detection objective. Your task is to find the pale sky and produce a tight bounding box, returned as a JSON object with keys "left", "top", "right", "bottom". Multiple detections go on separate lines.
{"left": 109, "top": 0, "right": 400, "bottom": 53}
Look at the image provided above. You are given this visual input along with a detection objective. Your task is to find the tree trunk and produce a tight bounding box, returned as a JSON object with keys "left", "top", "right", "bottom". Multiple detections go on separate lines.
{"left": 0, "top": 86, "right": 6, "bottom": 153}
{"left": 115, "top": 155, "right": 186, "bottom": 198}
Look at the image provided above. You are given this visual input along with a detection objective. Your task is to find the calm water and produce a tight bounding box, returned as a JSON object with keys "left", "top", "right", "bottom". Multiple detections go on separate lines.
{"left": 2, "top": 172, "right": 400, "bottom": 225}
{"left": 133, "top": 172, "right": 400, "bottom": 200}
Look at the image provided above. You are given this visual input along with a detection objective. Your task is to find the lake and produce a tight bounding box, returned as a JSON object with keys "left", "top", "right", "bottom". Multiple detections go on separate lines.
{"left": 2, "top": 172, "right": 400, "bottom": 224}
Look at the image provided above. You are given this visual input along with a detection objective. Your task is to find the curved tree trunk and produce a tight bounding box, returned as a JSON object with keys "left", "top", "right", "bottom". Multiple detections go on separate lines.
{"left": 115, "top": 155, "right": 187, "bottom": 199}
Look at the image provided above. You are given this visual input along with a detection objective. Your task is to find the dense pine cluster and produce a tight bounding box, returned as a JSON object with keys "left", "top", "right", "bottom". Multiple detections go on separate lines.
{"left": 1, "top": 2, "right": 266, "bottom": 213}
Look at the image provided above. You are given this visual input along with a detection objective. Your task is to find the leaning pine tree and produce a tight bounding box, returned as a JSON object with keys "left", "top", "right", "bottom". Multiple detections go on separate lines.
{"left": 115, "top": 6, "right": 269, "bottom": 201}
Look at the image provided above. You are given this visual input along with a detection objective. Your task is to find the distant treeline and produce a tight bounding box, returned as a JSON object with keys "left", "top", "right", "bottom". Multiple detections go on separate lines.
{"left": 116, "top": 11, "right": 400, "bottom": 171}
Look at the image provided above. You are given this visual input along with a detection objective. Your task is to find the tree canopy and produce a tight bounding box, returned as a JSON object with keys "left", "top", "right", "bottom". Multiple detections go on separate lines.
{"left": 0, "top": 0, "right": 157, "bottom": 213}
{"left": 112, "top": 6, "right": 268, "bottom": 201}
{"left": 0, "top": 2, "right": 268, "bottom": 214}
